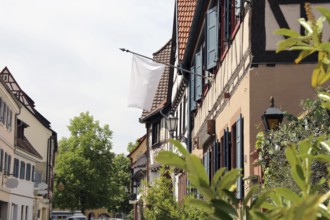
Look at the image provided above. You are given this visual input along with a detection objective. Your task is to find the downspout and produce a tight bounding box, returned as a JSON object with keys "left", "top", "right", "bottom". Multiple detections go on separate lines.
{"left": 14, "top": 107, "right": 21, "bottom": 151}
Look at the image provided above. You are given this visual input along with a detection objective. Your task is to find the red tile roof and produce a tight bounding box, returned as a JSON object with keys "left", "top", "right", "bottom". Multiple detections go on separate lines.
{"left": 141, "top": 40, "right": 172, "bottom": 118}
{"left": 177, "top": 0, "right": 197, "bottom": 62}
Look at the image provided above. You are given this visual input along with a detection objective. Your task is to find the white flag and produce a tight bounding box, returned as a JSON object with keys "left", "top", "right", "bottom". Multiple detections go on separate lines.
{"left": 127, "top": 54, "right": 165, "bottom": 111}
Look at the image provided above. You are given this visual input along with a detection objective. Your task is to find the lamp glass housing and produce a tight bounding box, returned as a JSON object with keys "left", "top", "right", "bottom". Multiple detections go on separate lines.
{"left": 261, "top": 107, "right": 284, "bottom": 131}
{"left": 166, "top": 116, "right": 178, "bottom": 134}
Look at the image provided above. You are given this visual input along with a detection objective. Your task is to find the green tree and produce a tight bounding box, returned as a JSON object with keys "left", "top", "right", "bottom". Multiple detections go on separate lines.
{"left": 141, "top": 167, "right": 206, "bottom": 220}
{"left": 256, "top": 99, "right": 330, "bottom": 193}
{"left": 127, "top": 140, "right": 139, "bottom": 153}
{"left": 54, "top": 112, "right": 115, "bottom": 214}
{"left": 107, "top": 153, "right": 132, "bottom": 214}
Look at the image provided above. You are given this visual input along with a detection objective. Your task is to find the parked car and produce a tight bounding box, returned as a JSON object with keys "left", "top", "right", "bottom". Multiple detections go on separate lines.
{"left": 67, "top": 213, "right": 87, "bottom": 220}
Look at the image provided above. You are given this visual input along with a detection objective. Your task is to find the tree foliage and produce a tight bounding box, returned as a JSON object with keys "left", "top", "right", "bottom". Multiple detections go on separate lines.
{"left": 54, "top": 112, "right": 115, "bottom": 214}
{"left": 256, "top": 99, "right": 330, "bottom": 192}
{"left": 141, "top": 167, "right": 206, "bottom": 220}
{"left": 127, "top": 140, "right": 139, "bottom": 153}
{"left": 107, "top": 153, "right": 132, "bottom": 213}
{"left": 275, "top": 3, "right": 330, "bottom": 88}
{"left": 155, "top": 140, "right": 252, "bottom": 220}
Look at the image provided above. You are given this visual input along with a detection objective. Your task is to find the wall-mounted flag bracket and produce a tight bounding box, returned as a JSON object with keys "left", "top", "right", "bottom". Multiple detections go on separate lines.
{"left": 120, "top": 48, "right": 213, "bottom": 80}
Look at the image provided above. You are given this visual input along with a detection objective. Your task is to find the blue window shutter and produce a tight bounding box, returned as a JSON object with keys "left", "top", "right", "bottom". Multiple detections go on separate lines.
{"left": 190, "top": 66, "right": 196, "bottom": 111}
{"left": 236, "top": 114, "right": 244, "bottom": 199}
{"left": 214, "top": 141, "right": 218, "bottom": 172}
{"left": 195, "top": 50, "right": 203, "bottom": 101}
{"left": 223, "top": 129, "right": 230, "bottom": 169}
{"left": 206, "top": 6, "right": 218, "bottom": 70}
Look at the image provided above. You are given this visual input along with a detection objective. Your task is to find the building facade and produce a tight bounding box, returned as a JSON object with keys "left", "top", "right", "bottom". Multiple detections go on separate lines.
{"left": 0, "top": 67, "right": 57, "bottom": 220}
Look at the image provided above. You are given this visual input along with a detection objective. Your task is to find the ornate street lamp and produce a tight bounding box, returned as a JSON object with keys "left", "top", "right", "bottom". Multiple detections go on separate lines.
{"left": 261, "top": 97, "right": 284, "bottom": 131}
{"left": 166, "top": 115, "right": 178, "bottom": 138}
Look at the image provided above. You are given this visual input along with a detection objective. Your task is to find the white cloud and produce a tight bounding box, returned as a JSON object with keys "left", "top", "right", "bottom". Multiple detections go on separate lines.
{"left": 0, "top": 0, "right": 175, "bottom": 154}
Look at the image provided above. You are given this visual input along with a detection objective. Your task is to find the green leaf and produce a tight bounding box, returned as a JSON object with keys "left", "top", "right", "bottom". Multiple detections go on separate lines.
{"left": 320, "top": 141, "right": 330, "bottom": 153}
{"left": 169, "top": 139, "right": 188, "bottom": 157}
{"left": 155, "top": 151, "right": 187, "bottom": 170}
{"left": 274, "top": 28, "right": 301, "bottom": 38}
{"left": 217, "top": 169, "right": 241, "bottom": 193}
{"left": 222, "top": 189, "right": 239, "bottom": 206}
{"left": 318, "top": 91, "right": 330, "bottom": 102}
{"left": 276, "top": 37, "right": 300, "bottom": 53}
{"left": 295, "top": 164, "right": 305, "bottom": 184}
{"left": 249, "top": 210, "right": 270, "bottom": 220}
{"left": 298, "top": 138, "right": 312, "bottom": 159}
{"left": 294, "top": 49, "right": 316, "bottom": 64}
{"left": 318, "top": 42, "right": 330, "bottom": 54}
{"left": 186, "top": 198, "right": 213, "bottom": 213}
{"left": 317, "top": 7, "right": 330, "bottom": 25}
{"left": 243, "top": 184, "right": 259, "bottom": 209}
{"left": 186, "top": 154, "right": 209, "bottom": 186}
{"left": 211, "top": 199, "right": 238, "bottom": 217}
{"left": 311, "top": 63, "right": 329, "bottom": 87}
{"left": 273, "top": 187, "right": 300, "bottom": 203}
{"left": 211, "top": 167, "right": 226, "bottom": 190}
{"left": 285, "top": 146, "right": 307, "bottom": 193}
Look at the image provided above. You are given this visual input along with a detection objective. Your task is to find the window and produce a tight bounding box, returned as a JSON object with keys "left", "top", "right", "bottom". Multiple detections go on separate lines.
{"left": 2, "top": 102, "right": 6, "bottom": 125}
{"left": 32, "top": 166, "right": 35, "bottom": 182}
{"left": 235, "top": 115, "right": 244, "bottom": 199}
{"left": 13, "top": 158, "right": 19, "bottom": 178}
{"left": 4, "top": 153, "right": 11, "bottom": 174}
{"left": 222, "top": 129, "right": 231, "bottom": 170}
{"left": 20, "top": 161, "right": 25, "bottom": 179}
{"left": 0, "top": 97, "right": 3, "bottom": 122}
{"left": 4, "top": 153, "right": 7, "bottom": 174}
{"left": 7, "top": 155, "right": 11, "bottom": 174}
{"left": 6, "top": 109, "right": 12, "bottom": 130}
{"left": 26, "top": 163, "right": 31, "bottom": 181}
{"left": 230, "top": 0, "right": 243, "bottom": 37}
{"left": 213, "top": 141, "right": 220, "bottom": 173}
{"left": 0, "top": 149, "right": 3, "bottom": 172}
{"left": 152, "top": 122, "right": 160, "bottom": 145}
{"left": 203, "top": 149, "right": 211, "bottom": 183}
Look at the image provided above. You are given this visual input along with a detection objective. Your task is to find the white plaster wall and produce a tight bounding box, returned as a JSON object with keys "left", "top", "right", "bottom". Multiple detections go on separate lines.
{"left": 18, "top": 107, "right": 52, "bottom": 163}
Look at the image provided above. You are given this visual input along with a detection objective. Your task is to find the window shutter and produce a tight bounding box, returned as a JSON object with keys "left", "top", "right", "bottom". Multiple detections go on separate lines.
{"left": 14, "top": 158, "right": 19, "bottom": 177}
{"left": 26, "top": 164, "right": 31, "bottom": 181}
{"left": 190, "top": 66, "right": 196, "bottom": 111}
{"left": 206, "top": 6, "right": 219, "bottom": 70}
{"left": 32, "top": 166, "right": 35, "bottom": 182}
{"left": 223, "top": 129, "right": 230, "bottom": 169}
{"left": 0, "top": 97, "right": 3, "bottom": 122}
{"left": 7, "top": 155, "right": 11, "bottom": 174}
{"left": 0, "top": 149, "right": 3, "bottom": 172}
{"left": 2, "top": 102, "right": 6, "bottom": 125}
{"left": 195, "top": 50, "right": 203, "bottom": 101}
{"left": 213, "top": 141, "right": 218, "bottom": 172}
{"left": 236, "top": 114, "right": 243, "bottom": 199}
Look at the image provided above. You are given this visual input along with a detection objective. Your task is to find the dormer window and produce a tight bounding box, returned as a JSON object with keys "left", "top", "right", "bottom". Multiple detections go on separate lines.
{"left": 17, "top": 119, "right": 29, "bottom": 140}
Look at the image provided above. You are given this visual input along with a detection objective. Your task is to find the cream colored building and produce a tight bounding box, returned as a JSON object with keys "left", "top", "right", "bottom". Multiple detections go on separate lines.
{"left": 176, "top": 0, "right": 330, "bottom": 199}
{"left": 0, "top": 67, "right": 57, "bottom": 220}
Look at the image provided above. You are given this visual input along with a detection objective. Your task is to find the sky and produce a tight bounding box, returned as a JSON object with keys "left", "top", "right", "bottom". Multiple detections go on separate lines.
{"left": 0, "top": 0, "right": 175, "bottom": 155}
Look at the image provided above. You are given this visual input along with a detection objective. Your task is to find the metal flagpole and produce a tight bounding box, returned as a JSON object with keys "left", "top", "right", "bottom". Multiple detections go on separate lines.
{"left": 120, "top": 48, "right": 213, "bottom": 80}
